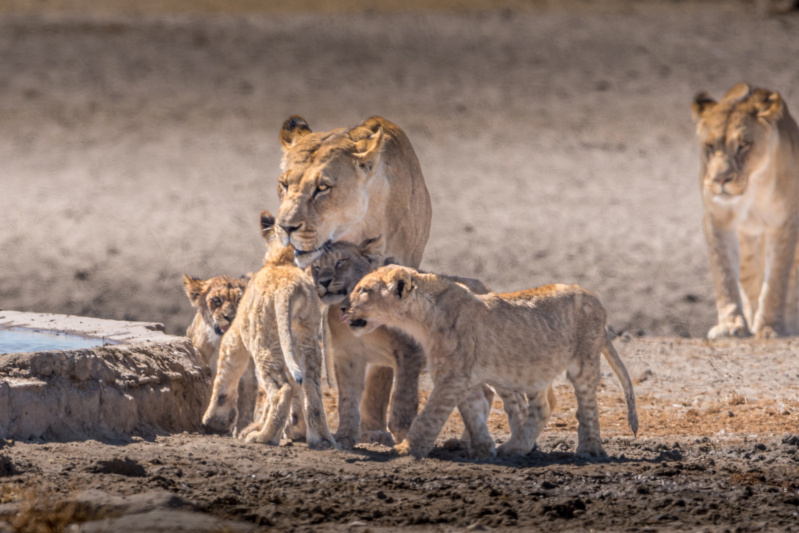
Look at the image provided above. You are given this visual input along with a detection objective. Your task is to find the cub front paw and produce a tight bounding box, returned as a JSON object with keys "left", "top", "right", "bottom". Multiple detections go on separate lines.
{"left": 393, "top": 440, "right": 412, "bottom": 456}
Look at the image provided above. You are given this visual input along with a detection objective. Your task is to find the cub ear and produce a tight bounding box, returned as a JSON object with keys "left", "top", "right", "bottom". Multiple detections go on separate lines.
{"left": 756, "top": 90, "right": 784, "bottom": 123}
{"left": 358, "top": 235, "right": 385, "bottom": 266}
{"left": 394, "top": 269, "right": 414, "bottom": 300}
{"left": 691, "top": 91, "right": 717, "bottom": 122}
{"left": 382, "top": 256, "right": 398, "bottom": 266}
{"left": 260, "top": 210, "right": 275, "bottom": 240}
{"left": 352, "top": 127, "right": 385, "bottom": 174}
{"left": 279, "top": 115, "right": 312, "bottom": 151}
{"left": 183, "top": 274, "right": 208, "bottom": 307}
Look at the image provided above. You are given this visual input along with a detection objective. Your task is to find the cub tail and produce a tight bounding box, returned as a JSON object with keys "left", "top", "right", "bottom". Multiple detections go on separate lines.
{"left": 601, "top": 332, "right": 638, "bottom": 437}
{"left": 275, "top": 294, "right": 303, "bottom": 386}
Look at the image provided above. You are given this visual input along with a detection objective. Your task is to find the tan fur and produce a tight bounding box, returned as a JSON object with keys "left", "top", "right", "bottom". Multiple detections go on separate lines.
{"left": 182, "top": 274, "right": 258, "bottom": 431}
{"left": 692, "top": 82, "right": 799, "bottom": 338}
{"left": 201, "top": 212, "right": 336, "bottom": 449}
{"left": 342, "top": 265, "right": 638, "bottom": 459}
{"left": 277, "top": 115, "right": 432, "bottom": 447}
{"left": 311, "top": 238, "right": 531, "bottom": 453}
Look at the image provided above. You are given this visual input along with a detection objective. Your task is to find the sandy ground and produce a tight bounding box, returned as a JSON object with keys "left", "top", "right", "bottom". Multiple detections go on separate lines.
{"left": 2, "top": 1, "right": 799, "bottom": 531}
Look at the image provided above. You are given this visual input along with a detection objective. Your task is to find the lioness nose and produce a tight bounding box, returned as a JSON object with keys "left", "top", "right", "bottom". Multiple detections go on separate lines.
{"left": 320, "top": 279, "right": 332, "bottom": 289}
{"left": 279, "top": 224, "right": 300, "bottom": 236}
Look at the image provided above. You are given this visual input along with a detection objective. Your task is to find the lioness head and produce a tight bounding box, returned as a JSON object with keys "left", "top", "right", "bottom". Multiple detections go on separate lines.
{"left": 310, "top": 235, "right": 386, "bottom": 305}
{"left": 276, "top": 115, "right": 386, "bottom": 268}
{"left": 342, "top": 264, "right": 416, "bottom": 336}
{"left": 692, "top": 82, "right": 786, "bottom": 197}
{"left": 183, "top": 274, "right": 248, "bottom": 336}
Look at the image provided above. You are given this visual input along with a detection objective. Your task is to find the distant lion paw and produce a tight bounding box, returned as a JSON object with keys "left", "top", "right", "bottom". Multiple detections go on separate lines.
{"left": 708, "top": 317, "right": 750, "bottom": 340}
{"left": 754, "top": 324, "right": 782, "bottom": 339}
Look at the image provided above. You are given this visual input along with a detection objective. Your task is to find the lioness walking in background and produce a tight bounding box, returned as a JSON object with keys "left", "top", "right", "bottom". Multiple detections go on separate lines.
{"left": 692, "top": 82, "right": 799, "bottom": 338}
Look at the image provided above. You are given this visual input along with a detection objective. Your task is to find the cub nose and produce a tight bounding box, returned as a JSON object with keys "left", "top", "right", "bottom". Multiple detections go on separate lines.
{"left": 320, "top": 279, "right": 332, "bottom": 289}
{"left": 279, "top": 224, "right": 300, "bottom": 236}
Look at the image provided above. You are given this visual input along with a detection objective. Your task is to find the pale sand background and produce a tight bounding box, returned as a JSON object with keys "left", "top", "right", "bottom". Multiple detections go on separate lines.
{"left": 1, "top": 0, "right": 797, "bottom": 340}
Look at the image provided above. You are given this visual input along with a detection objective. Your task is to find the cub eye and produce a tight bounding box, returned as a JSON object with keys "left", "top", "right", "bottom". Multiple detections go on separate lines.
{"left": 737, "top": 141, "right": 751, "bottom": 155}
{"left": 314, "top": 183, "right": 331, "bottom": 198}
{"left": 210, "top": 297, "right": 222, "bottom": 308}
{"left": 278, "top": 181, "right": 288, "bottom": 194}
{"left": 335, "top": 258, "right": 348, "bottom": 269}
{"left": 704, "top": 143, "right": 714, "bottom": 155}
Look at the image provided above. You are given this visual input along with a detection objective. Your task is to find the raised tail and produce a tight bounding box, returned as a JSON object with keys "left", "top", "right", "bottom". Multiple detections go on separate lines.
{"left": 275, "top": 293, "right": 303, "bottom": 386}
{"left": 601, "top": 332, "right": 638, "bottom": 437}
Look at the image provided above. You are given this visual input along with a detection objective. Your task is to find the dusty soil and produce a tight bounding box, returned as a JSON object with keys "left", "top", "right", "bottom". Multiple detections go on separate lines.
{"left": 2, "top": 1, "right": 799, "bottom": 531}
{"left": 2, "top": 338, "right": 799, "bottom": 531}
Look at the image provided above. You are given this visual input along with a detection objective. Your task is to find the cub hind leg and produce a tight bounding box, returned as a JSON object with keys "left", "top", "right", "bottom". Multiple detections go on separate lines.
{"left": 497, "top": 386, "right": 553, "bottom": 457}
{"left": 566, "top": 340, "right": 605, "bottom": 458}
{"left": 297, "top": 332, "right": 337, "bottom": 449}
{"left": 244, "top": 349, "right": 294, "bottom": 445}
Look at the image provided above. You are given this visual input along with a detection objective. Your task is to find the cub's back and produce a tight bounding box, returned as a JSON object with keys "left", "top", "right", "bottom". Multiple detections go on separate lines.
{"left": 489, "top": 283, "right": 607, "bottom": 332}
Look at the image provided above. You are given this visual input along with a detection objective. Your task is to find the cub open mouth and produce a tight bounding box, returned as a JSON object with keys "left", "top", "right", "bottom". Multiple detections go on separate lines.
{"left": 349, "top": 318, "right": 368, "bottom": 329}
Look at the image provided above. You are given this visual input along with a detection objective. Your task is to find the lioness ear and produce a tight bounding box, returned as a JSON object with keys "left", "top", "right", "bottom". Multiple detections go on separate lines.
{"left": 279, "top": 115, "right": 312, "bottom": 151}
{"left": 756, "top": 91, "right": 784, "bottom": 123}
{"left": 353, "top": 127, "right": 385, "bottom": 174}
{"left": 691, "top": 91, "right": 717, "bottom": 122}
{"left": 183, "top": 274, "right": 207, "bottom": 307}
{"left": 383, "top": 256, "right": 398, "bottom": 266}
{"left": 260, "top": 210, "right": 275, "bottom": 240}
{"left": 394, "top": 270, "right": 414, "bottom": 300}
{"left": 359, "top": 235, "right": 385, "bottom": 266}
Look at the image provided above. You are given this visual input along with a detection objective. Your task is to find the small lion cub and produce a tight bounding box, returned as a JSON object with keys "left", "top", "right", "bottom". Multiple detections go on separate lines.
{"left": 201, "top": 211, "right": 336, "bottom": 449}
{"left": 342, "top": 265, "right": 638, "bottom": 459}
{"left": 182, "top": 273, "right": 259, "bottom": 431}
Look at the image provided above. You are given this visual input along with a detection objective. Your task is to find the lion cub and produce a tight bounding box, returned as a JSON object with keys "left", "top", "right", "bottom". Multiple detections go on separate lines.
{"left": 182, "top": 273, "right": 259, "bottom": 431}
{"left": 201, "top": 211, "right": 336, "bottom": 449}
{"left": 342, "top": 265, "right": 638, "bottom": 459}
{"left": 312, "top": 238, "right": 536, "bottom": 454}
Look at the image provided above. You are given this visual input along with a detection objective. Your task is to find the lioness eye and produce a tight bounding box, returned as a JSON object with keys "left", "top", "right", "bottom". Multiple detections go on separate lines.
{"left": 278, "top": 181, "right": 288, "bottom": 194}
{"left": 737, "top": 142, "right": 751, "bottom": 154}
{"left": 314, "top": 184, "right": 331, "bottom": 198}
{"left": 335, "top": 258, "right": 348, "bottom": 269}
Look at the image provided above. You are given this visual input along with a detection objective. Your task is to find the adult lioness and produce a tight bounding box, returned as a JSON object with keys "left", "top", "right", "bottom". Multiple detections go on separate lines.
{"left": 276, "top": 115, "right": 432, "bottom": 447}
{"left": 342, "top": 265, "right": 638, "bottom": 459}
{"left": 692, "top": 83, "right": 799, "bottom": 338}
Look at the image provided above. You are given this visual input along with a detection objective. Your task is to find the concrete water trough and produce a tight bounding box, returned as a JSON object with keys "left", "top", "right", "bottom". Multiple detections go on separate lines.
{"left": 0, "top": 311, "right": 211, "bottom": 441}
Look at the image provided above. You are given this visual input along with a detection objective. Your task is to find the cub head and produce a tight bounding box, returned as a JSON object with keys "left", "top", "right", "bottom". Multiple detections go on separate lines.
{"left": 692, "top": 82, "right": 786, "bottom": 197}
{"left": 341, "top": 264, "right": 416, "bottom": 337}
{"left": 183, "top": 274, "right": 248, "bottom": 337}
{"left": 276, "top": 115, "right": 386, "bottom": 268}
{"left": 310, "top": 235, "right": 386, "bottom": 305}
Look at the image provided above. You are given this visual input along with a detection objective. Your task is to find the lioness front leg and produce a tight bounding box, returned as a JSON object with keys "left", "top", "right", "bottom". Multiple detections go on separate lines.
{"left": 360, "top": 365, "right": 394, "bottom": 445}
{"left": 332, "top": 348, "right": 367, "bottom": 449}
{"left": 750, "top": 224, "right": 799, "bottom": 338}
{"left": 704, "top": 217, "right": 751, "bottom": 339}
{"left": 396, "top": 374, "right": 469, "bottom": 458}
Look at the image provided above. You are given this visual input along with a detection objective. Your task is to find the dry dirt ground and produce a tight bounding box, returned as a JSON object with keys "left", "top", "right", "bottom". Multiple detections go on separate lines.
{"left": 2, "top": 1, "right": 799, "bottom": 531}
